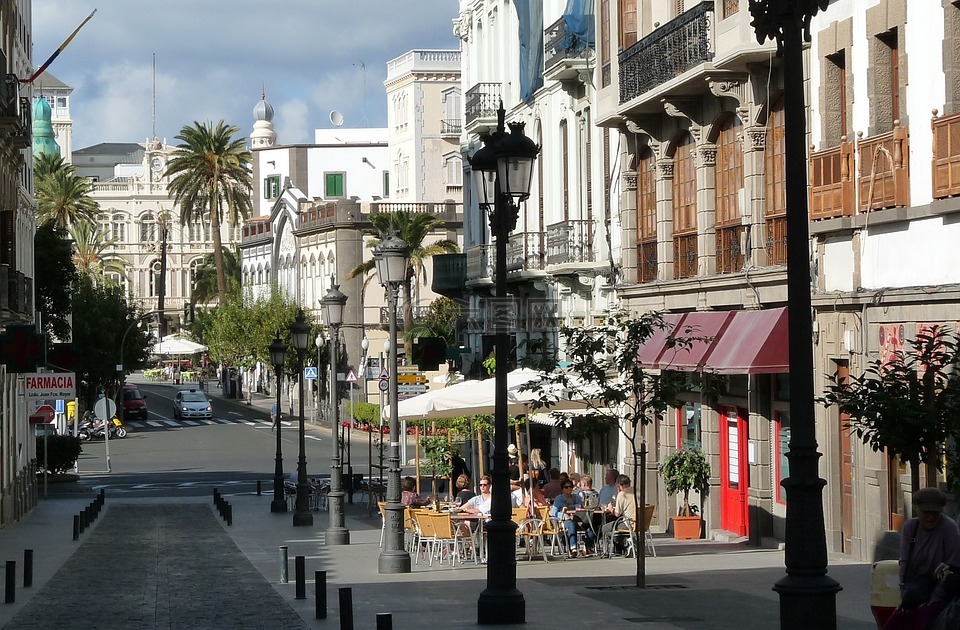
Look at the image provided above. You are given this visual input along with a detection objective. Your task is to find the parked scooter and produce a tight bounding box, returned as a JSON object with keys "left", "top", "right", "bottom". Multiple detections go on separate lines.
{"left": 77, "top": 412, "right": 127, "bottom": 440}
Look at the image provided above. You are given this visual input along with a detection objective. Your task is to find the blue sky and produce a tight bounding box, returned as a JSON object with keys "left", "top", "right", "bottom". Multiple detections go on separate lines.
{"left": 32, "top": 1, "right": 460, "bottom": 151}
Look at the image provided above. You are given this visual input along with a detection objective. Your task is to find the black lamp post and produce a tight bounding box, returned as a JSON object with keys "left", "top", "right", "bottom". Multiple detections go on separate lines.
{"left": 374, "top": 234, "right": 412, "bottom": 574}
{"left": 269, "top": 333, "right": 288, "bottom": 513}
{"left": 290, "top": 309, "right": 314, "bottom": 527}
{"left": 321, "top": 278, "right": 350, "bottom": 545}
{"left": 749, "top": 1, "right": 841, "bottom": 627}
{"left": 468, "top": 101, "right": 539, "bottom": 625}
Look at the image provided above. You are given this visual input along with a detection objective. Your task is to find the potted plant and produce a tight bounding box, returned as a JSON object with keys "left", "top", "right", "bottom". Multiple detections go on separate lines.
{"left": 659, "top": 447, "right": 711, "bottom": 540}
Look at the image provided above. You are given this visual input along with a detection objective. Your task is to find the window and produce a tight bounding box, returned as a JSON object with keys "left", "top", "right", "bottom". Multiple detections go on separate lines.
{"left": 876, "top": 29, "right": 900, "bottom": 131}
{"left": 619, "top": 0, "right": 637, "bottom": 49}
{"left": 678, "top": 401, "right": 702, "bottom": 450}
{"left": 149, "top": 260, "right": 163, "bottom": 296}
{"left": 140, "top": 213, "right": 157, "bottom": 242}
{"left": 264, "top": 175, "right": 281, "bottom": 199}
{"left": 383, "top": 170, "right": 390, "bottom": 198}
{"left": 672, "top": 133, "right": 697, "bottom": 279}
{"left": 722, "top": 0, "right": 739, "bottom": 19}
{"left": 823, "top": 51, "right": 848, "bottom": 145}
{"left": 56, "top": 97, "right": 67, "bottom": 108}
{"left": 444, "top": 154, "right": 463, "bottom": 189}
{"left": 775, "top": 412, "right": 791, "bottom": 503}
{"left": 325, "top": 172, "right": 345, "bottom": 198}
{"left": 715, "top": 115, "right": 744, "bottom": 274}
{"left": 636, "top": 146, "right": 657, "bottom": 283}
{"left": 189, "top": 218, "right": 206, "bottom": 243}
{"left": 112, "top": 213, "right": 126, "bottom": 242}
{"left": 442, "top": 88, "right": 462, "bottom": 134}
{"left": 600, "top": 0, "right": 611, "bottom": 87}
{"left": 673, "top": 0, "right": 685, "bottom": 17}
{"left": 584, "top": 109, "right": 593, "bottom": 224}
{"left": 561, "top": 120, "right": 569, "bottom": 220}
{"left": 764, "top": 97, "right": 787, "bottom": 266}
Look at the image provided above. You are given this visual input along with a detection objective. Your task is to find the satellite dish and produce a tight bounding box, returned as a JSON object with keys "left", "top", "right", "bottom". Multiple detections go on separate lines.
{"left": 329, "top": 110, "right": 344, "bottom": 127}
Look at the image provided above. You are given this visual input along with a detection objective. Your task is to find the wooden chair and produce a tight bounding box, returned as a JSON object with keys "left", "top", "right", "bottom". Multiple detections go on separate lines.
{"left": 426, "top": 512, "right": 478, "bottom": 567}
{"left": 535, "top": 505, "right": 567, "bottom": 556}
{"left": 410, "top": 509, "right": 436, "bottom": 565}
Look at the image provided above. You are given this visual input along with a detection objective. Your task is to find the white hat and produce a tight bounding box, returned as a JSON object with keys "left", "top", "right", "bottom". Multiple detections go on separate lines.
{"left": 507, "top": 444, "right": 518, "bottom": 456}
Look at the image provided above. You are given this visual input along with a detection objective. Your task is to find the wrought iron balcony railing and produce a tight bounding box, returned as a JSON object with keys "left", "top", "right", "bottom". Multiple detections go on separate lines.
{"left": 466, "top": 244, "right": 495, "bottom": 282}
{"left": 544, "top": 17, "right": 593, "bottom": 81}
{"left": 465, "top": 83, "right": 502, "bottom": 130}
{"left": 619, "top": 1, "right": 714, "bottom": 104}
{"left": 506, "top": 232, "right": 544, "bottom": 272}
{"left": 441, "top": 119, "right": 462, "bottom": 135}
{"left": 546, "top": 219, "right": 594, "bottom": 265}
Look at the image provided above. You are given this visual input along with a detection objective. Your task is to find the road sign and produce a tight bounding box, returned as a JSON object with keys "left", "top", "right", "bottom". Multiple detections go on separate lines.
{"left": 30, "top": 404, "right": 55, "bottom": 424}
{"left": 24, "top": 372, "right": 76, "bottom": 400}
{"left": 345, "top": 369, "right": 358, "bottom": 383}
{"left": 397, "top": 374, "right": 426, "bottom": 384}
{"left": 378, "top": 380, "right": 389, "bottom": 393}
{"left": 55, "top": 399, "right": 65, "bottom": 414}
{"left": 398, "top": 384, "right": 428, "bottom": 394}
{"left": 93, "top": 398, "right": 117, "bottom": 421}
{"left": 304, "top": 366, "right": 318, "bottom": 380}
{"left": 379, "top": 367, "right": 389, "bottom": 380}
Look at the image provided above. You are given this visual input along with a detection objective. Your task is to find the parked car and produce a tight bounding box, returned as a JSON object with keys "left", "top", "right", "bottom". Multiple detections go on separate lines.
{"left": 173, "top": 389, "right": 212, "bottom": 420}
{"left": 122, "top": 383, "right": 148, "bottom": 421}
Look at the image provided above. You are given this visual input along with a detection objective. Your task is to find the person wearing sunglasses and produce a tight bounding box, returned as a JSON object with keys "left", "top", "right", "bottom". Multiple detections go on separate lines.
{"left": 550, "top": 479, "right": 595, "bottom": 557}
{"left": 463, "top": 475, "right": 494, "bottom": 517}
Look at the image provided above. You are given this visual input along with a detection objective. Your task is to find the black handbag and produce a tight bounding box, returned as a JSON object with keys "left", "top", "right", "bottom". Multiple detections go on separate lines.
{"left": 901, "top": 575, "right": 938, "bottom": 609}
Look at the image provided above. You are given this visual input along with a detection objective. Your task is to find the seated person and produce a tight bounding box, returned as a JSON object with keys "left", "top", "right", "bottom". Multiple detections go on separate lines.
{"left": 597, "top": 469, "right": 619, "bottom": 508}
{"left": 601, "top": 474, "right": 638, "bottom": 555}
{"left": 577, "top": 474, "right": 600, "bottom": 510}
{"left": 884, "top": 487, "right": 960, "bottom": 630}
{"left": 454, "top": 474, "right": 476, "bottom": 506}
{"left": 462, "top": 475, "right": 493, "bottom": 517}
{"left": 550, "top": 479, "right": 595, "bottom": 557}
{"left": 400, "top": 476, "right": 432, "bottom": 508}
{"left": 542, "top": 468, "right": 564, "bottom": 501}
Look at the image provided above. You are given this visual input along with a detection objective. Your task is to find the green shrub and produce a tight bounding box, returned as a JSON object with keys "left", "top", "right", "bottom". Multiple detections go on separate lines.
{"left": 348, "top": 402, "right": 379, "bottom": 424}
{"left": 36, "top": 435, "right": 82, "bottom": 474}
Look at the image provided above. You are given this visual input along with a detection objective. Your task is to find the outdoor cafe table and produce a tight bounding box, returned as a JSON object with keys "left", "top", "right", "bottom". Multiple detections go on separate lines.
{"left": 450, "top": 512, "right": 485, "bottom": 562}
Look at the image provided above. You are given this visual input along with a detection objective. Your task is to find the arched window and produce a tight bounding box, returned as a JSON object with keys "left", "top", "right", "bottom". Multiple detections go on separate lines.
{"left": 672, "top": 133, "right": 697, "bottom": 279}
{"left": 765, "top": 97, "right": 787, "bottom": 266}
{"left": 97, "top": 213, "right": 110, "bottom": 237}
{"left": 636, "top": 146, "right": 657, "bottom": 283}
{"left": 444, "top": 153, "right": 463, "bottom": 190}
{"left": 560, "top": 119, "right": 570, "bottom": 220}
{"left": 189, "top": 218, "right": 206, "bottom": 243}
{"left": 715, "top": 115, "right": 744, "bottom": 273}
{"left": 111, "top": 212, "right": 126, "bottom": 242}
{"left": 141, "top": 212, "right": 156, "bottom": 242}
{"left": 149, "top": 260, "right": 163, "bottom": 297}
{"left": 188, "top": 258, "right": 203, "bottom": 297}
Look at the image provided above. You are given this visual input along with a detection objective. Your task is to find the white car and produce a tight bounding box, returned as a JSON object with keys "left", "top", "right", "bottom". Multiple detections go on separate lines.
{"left": 173, "top": 389, "right": 212, "bottom": 420}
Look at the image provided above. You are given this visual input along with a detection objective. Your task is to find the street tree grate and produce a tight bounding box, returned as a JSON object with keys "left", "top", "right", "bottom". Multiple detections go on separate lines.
{"left": 586, "top": 584, "right": 689, "bottom": 591}
{"left": 625, "top": 616, "right": 704, "bottom": 623}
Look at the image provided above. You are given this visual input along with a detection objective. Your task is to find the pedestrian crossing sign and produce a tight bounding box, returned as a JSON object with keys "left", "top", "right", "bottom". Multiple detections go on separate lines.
{"left": 304, "top": 366, "right": 318, "bottom": 379}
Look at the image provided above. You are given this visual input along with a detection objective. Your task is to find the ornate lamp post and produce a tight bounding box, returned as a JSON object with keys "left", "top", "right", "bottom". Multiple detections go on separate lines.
{"left": 749, "top": 1, "right": 840, "bottom": 627}
{"left": 269, "top": 334, "right": 288, "bottom": 513}
{"left": 375, "top": 234, "right": 412, "bottom": 574}
{"left": 290, "top": 309, "right": 314, "bottom": 527}
{"left": 321, "top": 279, "right": 350, "bottom": 545}
{"left": 468, "top": 102, "right": 538, "bottom": 625}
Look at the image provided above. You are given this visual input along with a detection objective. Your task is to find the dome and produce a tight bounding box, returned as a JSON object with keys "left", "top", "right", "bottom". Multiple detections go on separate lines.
{"left": 32, "top": 97, "right": 60, "bottom": 158}
{"left": 254, "top": 98, "right": 274, "bottom": 122}
{"left": 250, "top": 89, "right": 277, "bottom": 148}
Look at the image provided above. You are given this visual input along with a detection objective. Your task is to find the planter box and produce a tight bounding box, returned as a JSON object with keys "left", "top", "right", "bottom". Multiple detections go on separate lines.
{"left": 673, "top": 515, "right": 702, "bottom": 540}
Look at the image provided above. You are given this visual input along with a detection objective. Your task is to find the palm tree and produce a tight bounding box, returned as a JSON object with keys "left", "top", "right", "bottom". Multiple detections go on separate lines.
{"left": 192, "top": 246, "right": 241, "bottom": 304}
{"left": 347, "top": 210, "right": 459, "bottom": 359}
{"left": 166, "top": 120, "right": 252, "bottom": 301}
{"left": 34, "top": 154, "right": 100, "bottom": 228}
{"left": 68, "top": 220, "right": 127, "bottom": 285}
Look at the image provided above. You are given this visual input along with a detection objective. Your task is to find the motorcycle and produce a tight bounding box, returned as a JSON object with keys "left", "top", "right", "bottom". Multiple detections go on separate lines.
{"left": 77, "top": 412, "right": 127, "bottom": 440}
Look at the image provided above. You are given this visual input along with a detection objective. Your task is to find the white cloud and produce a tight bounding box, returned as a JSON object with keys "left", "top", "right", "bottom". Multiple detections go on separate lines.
{"left": 276, "top": 100, "right": 309, "bottom": 146}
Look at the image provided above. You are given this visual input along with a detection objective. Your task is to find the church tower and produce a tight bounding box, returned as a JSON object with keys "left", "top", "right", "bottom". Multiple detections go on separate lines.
{"left": 33, "top": 72, "right": 73, "bottom": 161}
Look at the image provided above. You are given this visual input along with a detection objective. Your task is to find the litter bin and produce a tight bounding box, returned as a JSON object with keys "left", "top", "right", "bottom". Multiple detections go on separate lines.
{"left": 227, "top": 369, "right": 238, "bottom": 398}
{"left": 871, "top": 559, "right": 900, "bottom": 629}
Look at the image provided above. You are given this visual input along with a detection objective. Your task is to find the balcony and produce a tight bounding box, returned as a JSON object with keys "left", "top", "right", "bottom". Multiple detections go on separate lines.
{"left": 378, "top": 305, "right": 430, "bottom": 327}
{"left": 933, "top": 111, "right": 960, "bottom": 199}
{"left": 369, "top": 201, "right": 462, "bottom": 222}
{"left": 506, "top": 232, "right": 544, "bottom": 273}
{"left": 546, "top": 219, "right": 594, "bottom": 265}
{"left": 431, "top": 253, "right": 467, "bottom": 299}
{"left": 466, "top": 244, "right": 495, "bottom": 285}
{"left": 440, "top": 119, "right": 462, "bottom": 136}
{"left": 857, "top": 123, "right": 910, "bottom": 212}
{"left": 544, "top": 17, "right": 593, "bottom": 83}
{"left": 809, "top": 138, "right": 855, "bottom": 220}
{"left": 465, "top": 83, "right": 502, "bottom": 135}
{"left": 619, "top": 2, "right": 714, "bottom": 105}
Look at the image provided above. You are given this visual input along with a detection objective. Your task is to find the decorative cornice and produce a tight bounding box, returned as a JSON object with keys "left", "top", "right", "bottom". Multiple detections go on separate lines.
{"left": 699, "top": 145, "right": 717, "bottom": 167}
{"left": 659, "top": 160, "right": 675, "bottom": 179}
{"left": 623, "top": 172, "right": 638, "bottom": 191}
{"left": 746, "top": 127, "right": 767, "bottom": 152}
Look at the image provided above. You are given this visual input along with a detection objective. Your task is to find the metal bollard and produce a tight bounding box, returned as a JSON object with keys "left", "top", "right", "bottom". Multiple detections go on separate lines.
{"left": 338, "top": 587, "right": 353, "bottom": 630}
{"left": 79, "top": 508, "right": 87, "bottom": 533}
{"left": 315, "top": 571, "right": 326, "bottom": 619}
{"left": 226, "top": 503, "right": 232, "bottom": 526}
{"left": 73, "top": 514, "right": 80, "bottom": 541}
{"left": 295, "top": 555, "right": 306, "bottom": 600}
{"left": 4, "top": 561, "right": 14, "bottom": 604}
{"left": 99, "top": 488, "right": 105, "bottom": 505}
{"left": 279, "top": 546, "right": 288, "bottom": 583}
{"left": 376, "top": 613, "right": 392, "bottom": 630}
{"left": 257, "top": 480, "right": 261, "bottom": 496}
{"left": 23, "top": 550, "right": 32, "bottom": 588}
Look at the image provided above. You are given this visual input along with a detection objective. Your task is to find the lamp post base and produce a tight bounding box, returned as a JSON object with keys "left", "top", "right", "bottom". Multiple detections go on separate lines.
{"left": 270, "top": 499, "right": 287, "bottom": 513}
{"left": 378, "top": 550, "right": 411, "bottom": 574}
{"left": 477, "top": 589, "right": 525, "bottom": 625}
{"left": 293, "top": 511, "right": 313, "bottom": 527}
{"left": 774, "top": 574, "right": 841, "bottom": 630}
{"left": 325, "top": 527, "right": 350, "bottom": 545}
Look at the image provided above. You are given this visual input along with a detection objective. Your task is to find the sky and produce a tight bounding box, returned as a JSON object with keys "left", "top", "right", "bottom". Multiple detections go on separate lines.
{"left": 31, "top": 1, "right": 461, "bottom": 151}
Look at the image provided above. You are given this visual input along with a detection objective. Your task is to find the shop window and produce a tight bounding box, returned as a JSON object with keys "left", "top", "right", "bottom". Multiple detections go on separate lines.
{"left": 678, "top": 401, "right": 702, "bottom": 450}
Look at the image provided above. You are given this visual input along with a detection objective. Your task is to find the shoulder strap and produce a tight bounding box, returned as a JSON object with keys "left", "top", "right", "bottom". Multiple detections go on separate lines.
{"left": 904, "top": 518, "right": 921, "bottom": 579}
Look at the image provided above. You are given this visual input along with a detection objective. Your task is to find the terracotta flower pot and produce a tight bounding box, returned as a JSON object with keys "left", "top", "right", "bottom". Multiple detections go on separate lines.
{"left": 673, "top": 515, "right": 702, "bottom": 540}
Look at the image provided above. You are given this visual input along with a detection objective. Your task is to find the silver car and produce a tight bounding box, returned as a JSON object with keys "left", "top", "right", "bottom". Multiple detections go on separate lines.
{"left": 173, "top": 389, "right": 212, "bottom": 420}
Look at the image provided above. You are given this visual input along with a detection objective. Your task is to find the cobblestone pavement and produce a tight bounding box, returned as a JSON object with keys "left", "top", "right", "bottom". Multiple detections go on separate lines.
{"left": 5, "top": 504, "right": 306, "bottom": 630}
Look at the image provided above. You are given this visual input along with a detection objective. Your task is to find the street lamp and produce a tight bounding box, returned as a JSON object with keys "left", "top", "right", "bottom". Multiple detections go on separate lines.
{"left": 374, "top": 233, "right": 412, "bottom": 574}
{"left": 468, "top": 101, "right": 538, "bottom": 625}
{"left": 749, "top": 1, "right": 840, "bottom": 628}
{"left": 321, "top": 278, "right": 350, "bottom": 545}
{"left": 290, "top": 308, "right": 313, "bottom": 527}
{"left": 269, "top": 334, "right": 287, "bottom": 513}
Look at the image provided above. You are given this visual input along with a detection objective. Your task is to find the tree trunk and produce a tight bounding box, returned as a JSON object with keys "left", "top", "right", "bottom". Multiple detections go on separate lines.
{"left": 401, "top": 275, "right": 414, "bottom": 362}
{"left": 209, "top": 200, "right": 227, "bottom": 300}
{"left": 633, "top": 442, "right": 647, "bottom": 589}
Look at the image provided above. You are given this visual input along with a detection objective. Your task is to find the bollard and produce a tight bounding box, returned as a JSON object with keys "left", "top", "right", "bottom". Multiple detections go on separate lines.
{"left": 99, "top": 488, "right": 105, "bottom": 505}
{"left": 226, "top": 503, "right": 232, "bottom": 526}
{"left": 23, "top": 550, "right": 32, "bottom": 588}
{"left": 315, "top": 571, "right": 326, "bottom": 619}
{"left": 4, "top": 561, "right": 14, "bottom": 604}
{"left": 257, "top": 480, "right": 262, "bottom": 496}
{"left": 279, "top": 546, "right": 288, "bottom": 583}
{"left": 73, "top": 515, "right": 79, "bottom": 541}
{"left": 79, "top": 508, "right": 87, "bottom": 533}
{"left": 376, "top": 613, "right": 392, "bottom": 630}
{"left": 295, "top": 555, "right": 306, "bottom": 600}
{"left": 339, "top": 587, "right": 353, "bottom": 630}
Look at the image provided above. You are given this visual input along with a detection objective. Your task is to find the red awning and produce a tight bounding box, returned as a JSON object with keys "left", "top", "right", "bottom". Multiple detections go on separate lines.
{"left": 704, "top": 307, "right": 789, "bottom": 374}
{"left": 636, "top": 313, "right": 684, "bottom": 368}
{"left": 656, "top": 311, "right": 735, "bottom": 371}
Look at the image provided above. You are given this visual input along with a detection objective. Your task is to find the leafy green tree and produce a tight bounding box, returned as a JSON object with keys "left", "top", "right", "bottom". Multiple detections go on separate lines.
{"left": 166, "top": 120, "right": 252, "bottom": 301}
{"left": 191, "top": 246, "right": 241, "bottom": 304}
{"left": 347, "top": 210, "right": 459, "bottom": 359}
{"left": 406, "top": 296, "right": 461, "bottom": 348}
{"left": 34, "top": 223, "right": 76, "bottom": 340}
{"left": 68, "top": 220, "right": 127, "bottom": 285}
{"left": 521, "top": 310, "right": 697, "bottom": 587}
{"left": 72, "top": 276, "right": 153, "bottom": 406}
{"left": 34, "top": 154, "right": 100, "bottom": 228}
{"left": 821, "top": 325, "right": 960, "bottom": 497}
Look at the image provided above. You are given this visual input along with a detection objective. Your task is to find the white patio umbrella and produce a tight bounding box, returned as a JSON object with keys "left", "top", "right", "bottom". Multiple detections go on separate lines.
{"left": 151, "top": 335, "right": 208, "bottom": 355}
